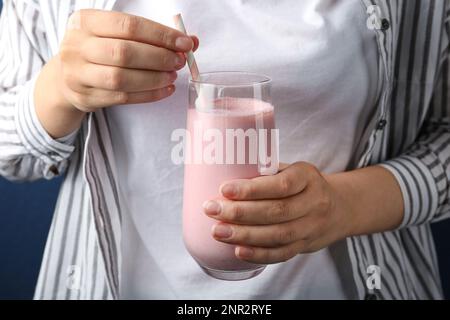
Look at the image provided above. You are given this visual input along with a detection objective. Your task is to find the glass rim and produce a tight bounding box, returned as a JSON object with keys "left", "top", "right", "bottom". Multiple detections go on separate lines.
{"left": 189, "top": 71, "right": 272, "bottom": 88}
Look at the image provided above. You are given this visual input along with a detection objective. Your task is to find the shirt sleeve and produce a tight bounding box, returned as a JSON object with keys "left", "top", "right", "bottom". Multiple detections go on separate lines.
{"left": 380, "top": 7, "right": 450, "bottom": 227}
{"left": 0, "top": 0, "right": 76, "bottom": 182}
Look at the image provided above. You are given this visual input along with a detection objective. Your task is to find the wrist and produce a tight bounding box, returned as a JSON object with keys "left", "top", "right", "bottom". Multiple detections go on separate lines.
{"left": 325, "top": 172, "right": 362, "bottom": 239}
{"left": 325, "top": 166, "right": 404, "bottom": 238}
{"left": 35, "top": 56, "right": 86, "bottom": 138}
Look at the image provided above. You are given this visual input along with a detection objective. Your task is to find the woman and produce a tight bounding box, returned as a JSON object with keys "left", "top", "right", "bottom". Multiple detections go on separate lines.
{"left": 0, "top": 0, "right": 449, "bottom": 300}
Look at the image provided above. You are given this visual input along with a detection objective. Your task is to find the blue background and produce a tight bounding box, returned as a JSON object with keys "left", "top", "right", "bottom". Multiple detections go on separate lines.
{"left": 0, "top": 0, "right": 449, "bottom": 300}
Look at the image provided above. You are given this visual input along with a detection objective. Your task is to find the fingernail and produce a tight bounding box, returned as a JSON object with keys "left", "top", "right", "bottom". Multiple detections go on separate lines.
{"left": 175, "top": 37, "right": 193, "bottom": 51}
{"left": 212, "top": 224, "right": 233, "bottom": 239}
{"left": 203, "top": 200, "right": 222, "bottom": 216}
{"left": 221, "top": 184, "right": 238, "bottom": 198}
{"left": 168, "top": 71, "right": 178, "bottom": 82}
{"left": 174, "top": 54, "right": 185, "bottom": 68}
{"left": 237, "top": 247, "right": 254, "bottom": 258}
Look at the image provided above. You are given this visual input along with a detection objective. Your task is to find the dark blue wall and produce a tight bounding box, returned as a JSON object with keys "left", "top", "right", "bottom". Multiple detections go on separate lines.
{"left": 433, "top": 222, "right": 450, "bottom": 298}
{"left": 0, "top": 0, "right": 449, "bottom": 300}
{"left": 0, "top": 178, "right": 60, "bottom": 299}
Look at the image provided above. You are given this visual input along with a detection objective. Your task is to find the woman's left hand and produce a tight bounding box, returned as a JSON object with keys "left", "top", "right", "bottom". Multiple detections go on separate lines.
{"left": 203, "top": 162, "right": 355, "bottom": 264}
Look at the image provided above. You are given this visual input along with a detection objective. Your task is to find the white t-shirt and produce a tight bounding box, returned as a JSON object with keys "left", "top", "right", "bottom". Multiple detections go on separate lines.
{"left": 108, "top": 0, "right": 380, "bottom": 299}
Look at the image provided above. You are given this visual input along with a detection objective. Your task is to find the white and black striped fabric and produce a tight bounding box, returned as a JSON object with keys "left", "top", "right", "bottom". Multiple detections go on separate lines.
{"left": 0, "top": 0, "right": 449, "bottom": 300}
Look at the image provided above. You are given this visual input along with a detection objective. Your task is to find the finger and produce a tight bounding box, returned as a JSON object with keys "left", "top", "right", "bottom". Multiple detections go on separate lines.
{"left": 212, "top": 220, "right": 310, "bottom": 248}
{"left": 235, "top": 242, "right": 307, "bottom": 264}
{"left": 220, "top": 162, "right": 314, "bottom": 200}
{"left": 204, "top": 196, "right": 311, "bottom": 225}
{"left": 191, "top": 35, "right": 200, "bottom": 52}
{"left": 81, "top": 64, "right": 177, "bottom": 92}
{"left": 72, "top": 10, "right": 194, "bottom": 51}
{"left": 279, "top": 163, "right": 289, "bottom": 170}
{"left": 70, "top": 86, "right": 175, "bottom": 110}
{"left": 82, "top": 38, "right": 186, "bottom": 71}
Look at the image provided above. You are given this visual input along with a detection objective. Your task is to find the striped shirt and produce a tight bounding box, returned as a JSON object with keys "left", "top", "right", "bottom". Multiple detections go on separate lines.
{"left": 0, "top": 0, "right": 449, "bottom": 300}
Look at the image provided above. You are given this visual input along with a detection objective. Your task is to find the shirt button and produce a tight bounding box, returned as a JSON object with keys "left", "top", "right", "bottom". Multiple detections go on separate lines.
{"left": 377, "top": 119, "right": 387, "bottom": 130}
{"left": 381, "top": 19, "right": 390, "bottom": 30}
{"left": 364, "top": 293, "right": 378, "bottom": 300}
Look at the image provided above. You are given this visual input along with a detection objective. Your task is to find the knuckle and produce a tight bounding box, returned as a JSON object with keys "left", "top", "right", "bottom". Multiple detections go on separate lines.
{"left": 61, "top": 65, "right": 80, "bottom": 89}
{"left": 68, "top": 10, "right": 82, "bottom": 28}
{"left": 285, "top": 228, "right": 297, "bottom": 244}
{"left": 231, "top": 204, "right": 245, "bottom": 221}
{"left": 106, "top": 68, "right": 124, "bottom": 90}
{"left": 241, "top": 183, "right": 255, "bottom": 199}
{"left": 120, "top": 15, "right": 140, "bottom": 36}
{"left": 304, "top": 162, "right": 321, "bottom": 179}
{"left": 237, "top": 227, "right": 250, "bottom": 243}
{"left": 278, "top": 175, "right": 293, "bottom": 195}
{"left": 63, "top": 72, "right": 78, "bottom": 90}
{"left": 155, "top": 71, "right": 173, "bottom": 87}
{"left": 294, "top": 162, "right": 319, "bottom": 183}
{"left": 155, "top": 28, "right": 171, "bottom": 47}
{"left": 68, "top": 9, "right": 90, "bottom": 30}
{"left": 59, "top": 46, "right": 73, "bottom": 63}
{"left": 113, "top": 91, "right": 129, "bottom": 104}
{"left": 161, "top": 53, "right": 173, "bottom": 69}
{"left": 72, "top": 92, "right": 88, "bottom": 108}
{"left": 275, "top": 226, "right": 296, "bottom": 246}
{"left": 269, "top": 201, "right": 289, "bottom": 221}
{"left": 298, "top": 161, "right": 316, "bottom": 172}
{"left": 68, "top": 10, "right": 80, "bottom": 21}
{"left": 76, "top": 9, "right": 89, "bottom": 18}
{"left": 111, "top": 41, "right": 131, "bottom": 65}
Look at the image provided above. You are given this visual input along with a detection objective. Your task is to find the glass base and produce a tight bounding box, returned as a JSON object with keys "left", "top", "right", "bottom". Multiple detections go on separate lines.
{"left": 200, "top": 265, "right": 266, "bottom": 281}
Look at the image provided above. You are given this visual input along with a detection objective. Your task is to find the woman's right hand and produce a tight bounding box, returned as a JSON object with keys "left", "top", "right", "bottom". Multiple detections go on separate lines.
{"left": 35, "top": 9, "right": 198, "bottom": 138}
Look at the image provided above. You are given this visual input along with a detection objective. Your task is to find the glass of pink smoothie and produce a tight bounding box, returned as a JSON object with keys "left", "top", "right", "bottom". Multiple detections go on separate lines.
{"left": 183, "top": 72, "right": 278, "bottom": 281}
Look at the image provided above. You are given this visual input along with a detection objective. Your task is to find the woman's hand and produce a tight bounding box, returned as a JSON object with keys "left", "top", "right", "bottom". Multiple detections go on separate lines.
{"left": 57, "top": 9, "right": 198, "bottom": 112}
{"left": 203, "top": 162, "right": 404, "bottom": 265}
{"left": 35, "top": 9, "right": 199, "bottom": 138}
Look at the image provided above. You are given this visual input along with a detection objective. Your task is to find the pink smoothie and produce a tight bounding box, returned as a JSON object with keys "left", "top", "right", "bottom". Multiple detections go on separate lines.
{"left": 183, "top": 97, "right": 276, "bottom": 271}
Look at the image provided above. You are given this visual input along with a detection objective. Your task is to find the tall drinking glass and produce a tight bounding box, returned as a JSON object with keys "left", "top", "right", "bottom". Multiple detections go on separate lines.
{"left": 183, "top": 72, "right": 279, "bottom": 281}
